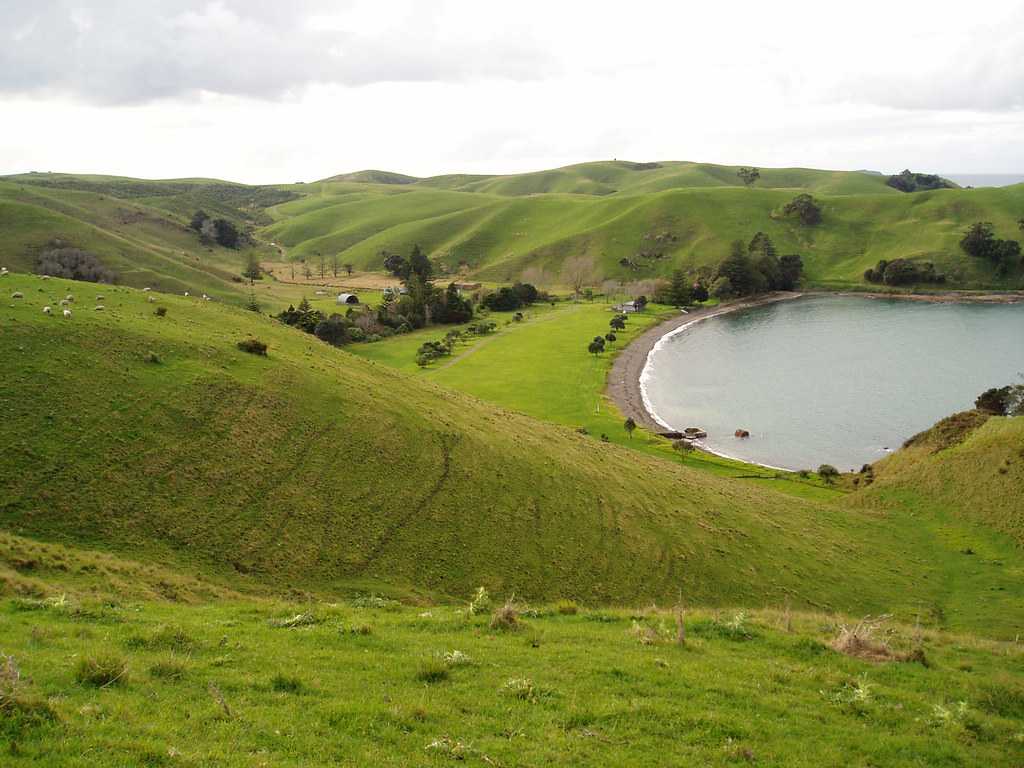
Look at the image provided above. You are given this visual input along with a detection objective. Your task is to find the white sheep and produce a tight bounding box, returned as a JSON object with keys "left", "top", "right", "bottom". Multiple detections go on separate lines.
{"left": 96, "top": 294, "right": 105, "bottom": 301}
{"left": 143, "top": 287, "right": 151, "bottom": 292}
{"left": 43, "top": 306, "right": 52, "bottom": 314}
{"left": 59, "top": 299, "right": 70, "bottom": 306}
{"left": 65, "top": 294, "right": 73, "bottom": 302}
{"left": 147, "top": 296, "right": 156, "bottom": 303}
{"left": 11, "top": 291, "right": 23, "bottom": 299}
{"left": 63, "top": 309, "right": 72, "bottom": 318}
{"left": 94, "top": 305, "right": 104, "bottom": 311}
{"left": 184, "top": 291, "right": 190, "bottom": 297}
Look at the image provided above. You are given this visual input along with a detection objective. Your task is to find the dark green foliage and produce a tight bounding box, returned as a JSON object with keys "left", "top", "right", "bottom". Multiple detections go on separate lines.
{"left": 276, "top": 298, "right": 324, "bottom": 335}
{"left": 271, "top": 673, "right": 305, "bottom": 693}
{"left": 777, "top": 255, "right": 803, "bottom": 290}
{"left": 960, "top": 222, "right": 1020, "bottom": 274}
{"left": 715, "top": 241, "right": 763, "bottom": 296}
{"left": 782, "top": 194, "right": 822, "bottom": 225}
{"left": 587, "top": 339, "right": 604, "bottom": 355}
{"left": 864, "top": 258, "right": 945, "bottom": 286}
{"left": 189, "top": 210, "right": 209, "bottom": 231}
{"left": 154, "top": 306, "right": 167, "bottom": 317}
{"left": 691, "top": 281, "right": 709, "bottom": 302}
{"left": 35, "top": 247, "right": 118, "bottom": 283}
{"left": 737, "top": 167, "right": 760, "bottom": 187}
{"left": 236, "top": 338, "right": 268, "bottom": 356}
{"left": 610, "top": 316, "right": 626, "bottom": 331}
{"left": 886, "top": 169, "right": 955, "bottom": 193}
{"left": 314, "top": 314, "right": 351, "bottom": 347}
{"left": 198, "top": 217, "right": 241, "bottom": 248}
{"left": 974, "top": 385, "right": 1024, "bottom": 416}
{"left": 481, "top": 283, "right": 539, "bottom": 312}
{"left": 817, "top": 465, "right": 839, "bottom": 484}
{"left": 382, "top": 250, "right": 410, "bottom": 279}
{"left": 440, "top": 283, "right": 473, "bottom": 323}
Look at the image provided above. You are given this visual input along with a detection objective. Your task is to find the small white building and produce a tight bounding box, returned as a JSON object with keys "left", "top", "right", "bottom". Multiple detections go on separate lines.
{"left": 613, "top": 300, "right": 640, "bottom": 314}
{"left": 336, "top": 293, "right": 359, "bottom": 305}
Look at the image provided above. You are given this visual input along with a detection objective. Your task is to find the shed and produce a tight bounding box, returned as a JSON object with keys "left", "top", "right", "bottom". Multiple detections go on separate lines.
{"left": 614, "top": 300, "right": 640, "bottom": 313}
{"left": 336, "top": 293, "right": 359, "bottom": 305}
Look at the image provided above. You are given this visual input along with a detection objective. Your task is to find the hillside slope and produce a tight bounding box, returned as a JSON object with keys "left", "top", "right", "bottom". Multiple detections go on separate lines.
{"left": 4, "top": 274, "right": 1022, "bottom": 633}
{"left": 852, "top": 413, "right": 1024, "bottom": 544}
{"left": 263, "top": 181, "right": 1024, "bottom": 288}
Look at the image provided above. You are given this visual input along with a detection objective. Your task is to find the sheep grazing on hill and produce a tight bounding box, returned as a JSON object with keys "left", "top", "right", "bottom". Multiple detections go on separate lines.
{"left": 96, "top": 294, "right": 105, "bottom": 301}
{"left": 43, "top": 306, "right": 52, "bottom": 314}
{"left": 65, "top": 294, "right": 73, "bottom": 302}
{"left": 59, "top": 299, "right": 70, "bottom": 306}
{"left": 0, "top": 267, "right": 8, "bottom": 275}
{"left": 147, "top": 296, "right": 156, "bottom": 303}
{"left": 94, "top": 305, "right": 104, "bottom": 311}
{"left": 62, "top": 309, "right": 72, "bottom": 318}
{"left": 11, "top": 291, "right": 23, "bottom": 299}
{"left": 143, "top": 287, "right": 151, "bottom": 292}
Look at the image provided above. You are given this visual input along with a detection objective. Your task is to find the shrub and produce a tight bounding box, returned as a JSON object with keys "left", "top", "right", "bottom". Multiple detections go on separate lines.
{"left": 154, "top": 306, "right": 167, "bottom": 317}
{"left": 817, "top": 464, "right": 839, "bottom": 483}
{"left": 75, "top": 653, "right": 128, "bottom": 687}
{"left": 490, "top": 597, "right": 521, "bottom": 631}
{"left": 237, "top": 338, "right": 268, "bottom": 356}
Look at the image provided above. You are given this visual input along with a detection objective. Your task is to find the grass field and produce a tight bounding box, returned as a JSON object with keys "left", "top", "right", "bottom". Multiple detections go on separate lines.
{"left": 2, "top": 591, "right": 1023, "bottom": 767}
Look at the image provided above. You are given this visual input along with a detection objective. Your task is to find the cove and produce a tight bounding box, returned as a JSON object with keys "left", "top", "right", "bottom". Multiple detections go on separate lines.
{"left": 641, "top": 295, "right": 1024, "bottom": 470}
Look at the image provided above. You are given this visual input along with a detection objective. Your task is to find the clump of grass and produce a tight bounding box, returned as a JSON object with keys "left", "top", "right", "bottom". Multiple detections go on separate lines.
{"left": 344, "top": 623, "right": 372, "bottom": 636}
{"left": 415, "top": 657, "right": 450, "bottom": 684}
{"left": 74, "top": 653, "right": 128, "bottom": 687}
{"left": 466, "top": 586, "right": 490, "bottom": 616}
{"left": 125, "top": 624, "right": 197, "bottom": 653}
{"left": 236, "top": 338, "right": 268, "bottom": 356}
{"left": 270, "top": 673, "right": 305, "bottom": 693}
{"left": 0, "top": 654, "right": 58, "bottom": 728}
{"left": 148, "top": 656, "right": 189, "bottom": 681}
{"left": 500, "top": 677, "right": 552, "bottom": 703}
{"left": 267, "top": 612, "right": 319, "bottom": 629}
{"left": 830, "top": 615, "right": 894, "bottom": 662}
{"left": 143, "top": 351, "right": 161, "bottom": 364}
{"left": 351, "top": 594, "right": 398, "bottom": 610}
{"left": 490, "top": 596, "right": 522, "bottom": 631}
{"left": 440, "top": 650, "right": 473, "bottom": 667}
{"left": 425, "top": 736, "right": 471, "bottom": 759}
{"left": 556, "top": 599, "right": 578, "bottom": 615}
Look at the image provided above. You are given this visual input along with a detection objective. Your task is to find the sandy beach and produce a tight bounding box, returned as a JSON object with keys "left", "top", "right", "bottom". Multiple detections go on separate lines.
{"left": 606, "top": 292, "right": 803, "bottom": 434}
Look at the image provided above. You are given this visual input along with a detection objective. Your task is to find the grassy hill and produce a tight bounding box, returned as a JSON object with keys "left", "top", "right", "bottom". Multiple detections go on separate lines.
{"left": 264, "top": 174, "right": 1024, "bottom": 289}
{"left": 1, "top": 274, "right": 1023, "bottom": 637}
{"left": 3, "top": 162, "right": 1022, "bottom": 298}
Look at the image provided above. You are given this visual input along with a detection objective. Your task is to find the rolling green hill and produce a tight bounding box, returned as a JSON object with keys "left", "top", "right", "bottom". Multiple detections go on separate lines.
{"left": 1, "top": 274, "right": 1023, "bottom": 638}
{"left": 3, "top": 162, "right": 1022, "bottom": 297}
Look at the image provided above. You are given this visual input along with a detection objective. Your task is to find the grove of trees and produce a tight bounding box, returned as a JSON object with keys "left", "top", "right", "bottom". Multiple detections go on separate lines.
{"left": 959, "top": 222, "right": 1021, "bottom": 276}
{"left": 34, "top": 246, "right": 118, "bottom": 283}
{"left": 190, "top": 210, "right": 241, "bottom": 248}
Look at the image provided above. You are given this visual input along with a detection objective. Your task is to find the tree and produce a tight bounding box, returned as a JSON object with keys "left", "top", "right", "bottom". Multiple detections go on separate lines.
{"left": 737, "top": 167, "right": 760, "bottom": 187}
{"left": 960, "top": 222, "right": 997, "bottom": 259}
{"left": 605, "top": 332, "right": 617, "bottom": 343}
{"left": 302, "top": 261, "right": 312, "bottom": 279}
{"left": 409, "top": 244, "right": 433, "bottom": 282}
{"left": 242, "top": 253, "right": 262, "bottom": 284}
{"left": 383, "top": 251, "right": 410, "bottom": 279}
{"left": 245, "top": 288, "right": 260, "bottom": 313}
{"left": 190, "top": 210, "right": 209, "bottom": 232}
{"left": 344, "top": 263, "right": 354, "bottom": 276}
{"left": 317, "top": 252, "right": 326, "bottom": 279}
{"left": 610, "top": 316, "right": 626, "bottom": 331}
{"left": 777, "top": 255, "right": 804, "bottom": 290}
{"left": 975, "top": 386, "right": 1012, "bottom": 414}
{"left": 624, "top": 417, "right": 636, "bottom": 439}
{"left": 691, "top": 281, "right": 709, "bottom": 302}
{"left": 715, "top": 241, "right": 761, "bottom": 296}
{"left": 561, "top": 255, "right": 595, "bottom": 300}
{"left": 782, "top": 194, "right": 822, "bottom": 225}
{"left": 314, "top": 313, "right": 351, "bottom": 347}
{"left": 668, "top": 270, "right": 693, "bottom": 306}
{"left": 330, "top": 254, "right": 340, "bottom": 277}
{"left": 817, "top": 464, "right": 839, "bottom": 484}
{"left": 587, "top": 340, "right": 604, "bottom": 356}
{"left": 212, "top": 218, "right": 240, "bottom": 248}
{"left": 441, "top": 282, "right": 473, "bottom": 324}
{"left": 672, "top": 439, "right": 694, "bottom": 462}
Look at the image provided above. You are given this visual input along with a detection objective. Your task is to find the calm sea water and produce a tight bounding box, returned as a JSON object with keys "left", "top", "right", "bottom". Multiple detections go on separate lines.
{"left": 642, "top": 296, "right": 1024, "bottom": 470}
{"left": 943, "top": 173, "right": 1024, "bottom": 188}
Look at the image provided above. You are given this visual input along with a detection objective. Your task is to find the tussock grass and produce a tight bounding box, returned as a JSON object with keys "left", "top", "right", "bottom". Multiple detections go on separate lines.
{"left": 74, "top": 653, "right": 128, "bottom": 687}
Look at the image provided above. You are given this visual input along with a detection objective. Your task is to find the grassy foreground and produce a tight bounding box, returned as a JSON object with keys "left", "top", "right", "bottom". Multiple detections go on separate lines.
{"left": 3, "top": 592, "right": 1024, "bottom": 767}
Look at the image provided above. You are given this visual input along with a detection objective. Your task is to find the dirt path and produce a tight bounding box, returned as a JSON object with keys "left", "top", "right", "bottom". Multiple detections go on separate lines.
{"left": 605, "top": 292, "right": 803, "bottom": 433}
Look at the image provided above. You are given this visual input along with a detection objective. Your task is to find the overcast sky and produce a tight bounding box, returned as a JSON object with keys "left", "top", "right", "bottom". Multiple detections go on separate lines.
{"left": 2, "top": 0, "right": 1023, "bottom": 183}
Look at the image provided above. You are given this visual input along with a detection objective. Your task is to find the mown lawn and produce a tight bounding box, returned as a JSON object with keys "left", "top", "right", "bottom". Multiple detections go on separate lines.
{"left": 2, "top": 596, "right": 1022, "bottom": 767}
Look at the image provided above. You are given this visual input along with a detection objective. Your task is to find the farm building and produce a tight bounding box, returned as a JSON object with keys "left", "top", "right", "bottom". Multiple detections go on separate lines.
{"left": 613, "top": 300, "right": 640, "bottom": 313}
{"left": 336, "top": 293, "right": 359, "bottom": 305}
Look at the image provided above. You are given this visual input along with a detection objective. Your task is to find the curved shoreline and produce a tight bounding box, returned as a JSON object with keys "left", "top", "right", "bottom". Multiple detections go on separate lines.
{"left": 606, "top": 291, "right": 803, "bottom": 438}
{"left": 606, "top": 288, "right": 1024, "bottom": 470}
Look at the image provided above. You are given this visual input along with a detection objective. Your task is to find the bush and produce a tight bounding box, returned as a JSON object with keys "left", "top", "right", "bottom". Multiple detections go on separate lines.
{"left": 75, "top": 653, "right": 128, "bottom": 687}
{"left": 818, "top": 464, "right": 840, "bottom": 483}
{"left": 490, "top": 598, "right": 522, "bottom": 631}
{"left": 237, "top": 338, "right": 268, "bottom": 356}
{"left": 154, "top": 306, "right": 167, "bottom": 317}
{"left": 782, "top": 193, "right": 822, "bottom": 225}
{"left": 35, "top": 247, "right": 118, "bottom": 283}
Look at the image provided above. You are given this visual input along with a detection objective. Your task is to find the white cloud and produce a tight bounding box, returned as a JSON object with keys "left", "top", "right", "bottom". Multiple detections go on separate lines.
{"left": 1, "top": 0, "right": 1023, "bottom": 181}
